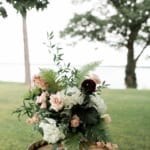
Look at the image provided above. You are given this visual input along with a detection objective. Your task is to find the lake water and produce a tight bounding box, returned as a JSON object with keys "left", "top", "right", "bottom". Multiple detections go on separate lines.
{"left": 0, "top": 63, "right": 150, "bottom": 89}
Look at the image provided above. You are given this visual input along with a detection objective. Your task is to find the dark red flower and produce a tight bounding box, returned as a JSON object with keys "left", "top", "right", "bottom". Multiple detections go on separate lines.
{"left": 81, "top": 79, "right": 96, "bottom": 94}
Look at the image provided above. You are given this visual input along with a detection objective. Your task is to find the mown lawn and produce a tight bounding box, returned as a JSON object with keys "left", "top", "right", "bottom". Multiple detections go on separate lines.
{"left": 101, "top": 89, "right": 150, "bottom": 150}
{"left": 0, "top": 82, "right": 150, "bottom": 150}
{"left": 0, "top": 82, "right": 41, "bottom": 150}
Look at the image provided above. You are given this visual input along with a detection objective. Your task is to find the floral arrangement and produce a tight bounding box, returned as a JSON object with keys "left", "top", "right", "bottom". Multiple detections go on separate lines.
{"left": 14, "top": 32, "right": 118, "bottom": 150}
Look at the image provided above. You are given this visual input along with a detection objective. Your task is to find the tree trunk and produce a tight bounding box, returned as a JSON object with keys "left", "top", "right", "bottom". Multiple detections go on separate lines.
{"left": 125, "top": 43, "right": 137, "bottom": 88}
{"left": 22, "top": 14, "right": 31, "bottom": 85}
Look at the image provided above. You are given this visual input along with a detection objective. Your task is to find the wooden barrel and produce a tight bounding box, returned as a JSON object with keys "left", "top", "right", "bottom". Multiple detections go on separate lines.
{"left": 28, "top": 140, "right": 65, "bottom": 150}
{"left": 27, "top": 140, "right": 117, "bottom": 150}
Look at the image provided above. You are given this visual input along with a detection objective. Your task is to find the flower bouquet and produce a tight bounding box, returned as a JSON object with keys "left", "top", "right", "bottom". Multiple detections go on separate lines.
{"left": 14, "top": 33, "right": 118, "bottom": 150}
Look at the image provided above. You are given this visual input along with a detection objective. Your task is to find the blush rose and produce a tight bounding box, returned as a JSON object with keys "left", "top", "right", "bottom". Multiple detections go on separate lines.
{"left": 50, "top": 93, "right": 64, "bottom": 112}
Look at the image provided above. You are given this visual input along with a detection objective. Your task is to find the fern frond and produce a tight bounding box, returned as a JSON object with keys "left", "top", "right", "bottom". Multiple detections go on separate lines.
{"left": 64, "top": 133, "right": 81, "bottom": 150}
{"left": 85, "top": 119, "right": 111, "bottom": 143}
{"left": 76, "top": 61, "right": 101, "bottom": 87}
{"left": 39, "top": 68, "right": 63, "bottom": 93}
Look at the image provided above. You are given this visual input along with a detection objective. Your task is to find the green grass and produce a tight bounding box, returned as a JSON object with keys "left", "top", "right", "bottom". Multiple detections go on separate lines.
{"left": 0, "top": 82, "right": 150, "bottom": 150}
{"left": 101, "top": 89, "right": 150, "bottom": 150}
{"left": 0, "top": 82, "right": 41, "bottom": 150}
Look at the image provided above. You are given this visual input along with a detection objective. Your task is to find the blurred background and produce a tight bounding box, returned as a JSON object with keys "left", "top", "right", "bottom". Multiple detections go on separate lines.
{"left": 0, "top": 0, "right": 150, "bottom": 89}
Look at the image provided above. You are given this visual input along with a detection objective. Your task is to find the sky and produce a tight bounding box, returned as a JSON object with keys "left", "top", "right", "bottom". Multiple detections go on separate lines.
{"left": 0, "top": 0, "right": 149, "bottom": 66}
{"left": 0, "top": 0, "right": 126, "bottom": 66}
{"left": 0, "top": 0, "right": 150, "bottom": 88}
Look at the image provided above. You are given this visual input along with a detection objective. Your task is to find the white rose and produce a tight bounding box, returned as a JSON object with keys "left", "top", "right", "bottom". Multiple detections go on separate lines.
{"left": 39, "top": 118, "right": 65, "bottom": 144}
{"left": 59, "top": 87, "right": 83, "bottom": 109}
{"left": 89, "top": 94, "right": 107, "bottom": 115}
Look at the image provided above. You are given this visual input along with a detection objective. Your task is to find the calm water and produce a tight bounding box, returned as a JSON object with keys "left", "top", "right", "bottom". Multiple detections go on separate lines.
{"left": 0, "top": 63, "right": 150, "bottom": 89}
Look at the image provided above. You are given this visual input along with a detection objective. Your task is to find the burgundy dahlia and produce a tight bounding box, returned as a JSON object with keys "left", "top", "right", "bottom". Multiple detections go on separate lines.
{"left": 81, "top": 79, "right": 96, "bottom": 94}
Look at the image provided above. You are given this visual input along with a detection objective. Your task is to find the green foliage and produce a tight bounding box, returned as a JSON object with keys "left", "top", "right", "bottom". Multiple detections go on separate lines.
{"left": 45, "top": 32, "right": 79, "bottom": 88}
{"left": 11, "top": 32, "right": 110, "bottom": 149}
{"left": 64, "top": 133, "right": 82, "bottom": 150}
{"left": 85, "top": 119, "right": 111, "bottom": 143}
{"left": 39, "top": 69, "right": 63, "bottom": 93}
{"left": 96, "top": 81, "right": 110, "bottom": 95}
{"left": 61, "top": 12, "right": 107, "bottom": 41}
{"left": 6, "top": 0, "right": 49, "bottom": 16}
{"left": 45, "top": 32, "right": 101, "bottom": 89}
{"left": 0, "top": 2, "right": 7, "bottom": 18}
{"left": 76, "top": 61, "right": 101, "bottom": 87}
{"left": 24, "top": 87, "right": 41, "bottom": 100}
{"left": 62, "top": 0, "right": 150, "bottom": 48}
{"left": 13, "top": 32, "right": 101, "bottom": 121}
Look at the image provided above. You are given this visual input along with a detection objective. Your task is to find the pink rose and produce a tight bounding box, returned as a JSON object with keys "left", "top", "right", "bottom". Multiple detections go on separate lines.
{"left": 32, "top": 75, "right": 47, "bottom": 90}
{"left": 87, "top": 74, "right": 101, "bottom": 84}
{"left": 50, "top": 93, "right": 64, "bottom": 112}
{"left": 96, "top": 141, "right": 105, "bottom": 148}
{"left": 71, "top": 115, "right": 80, "bottom": 128}
{"left": 26, "top": 112, "right": 39, "bottom": 124}
{"left": 101, "top": 114, "right": 111, "bottom": 124}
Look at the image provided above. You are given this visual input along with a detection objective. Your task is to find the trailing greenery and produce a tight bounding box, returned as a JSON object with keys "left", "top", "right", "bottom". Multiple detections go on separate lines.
{"left": 85, "top": 119, "right": 111, "bottom": 143}
{"left": 64, "top": 133, "right": 82, "bottom": 150}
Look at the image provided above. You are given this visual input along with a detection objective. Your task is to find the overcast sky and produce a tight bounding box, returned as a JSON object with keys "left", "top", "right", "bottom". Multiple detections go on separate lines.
{"left": 0, "top": 0, "right": 149, "bottom": 67}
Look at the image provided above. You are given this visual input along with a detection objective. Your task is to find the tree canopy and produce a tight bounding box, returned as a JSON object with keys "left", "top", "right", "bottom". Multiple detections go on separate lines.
{"left": 62, "top": 0, "right": 150, "bottom": 49}
{"left": 6, "top": 0, "right": 49, "bottom": 16}
{"left": 61, "top": 0, "right": 150, "bottom": 88}
{"left": 0, "top": 1, "right": 7, "bottom": 18}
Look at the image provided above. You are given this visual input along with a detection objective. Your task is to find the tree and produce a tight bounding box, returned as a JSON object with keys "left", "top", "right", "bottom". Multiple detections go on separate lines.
{"left": 0, "top": 1, "right": 7, "bottom": 18}
{"left": 61, "top": 0, "right": 150, "bottom": 88}
{"left": 6, "top": 0, "right": 49, "bottom": 84}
